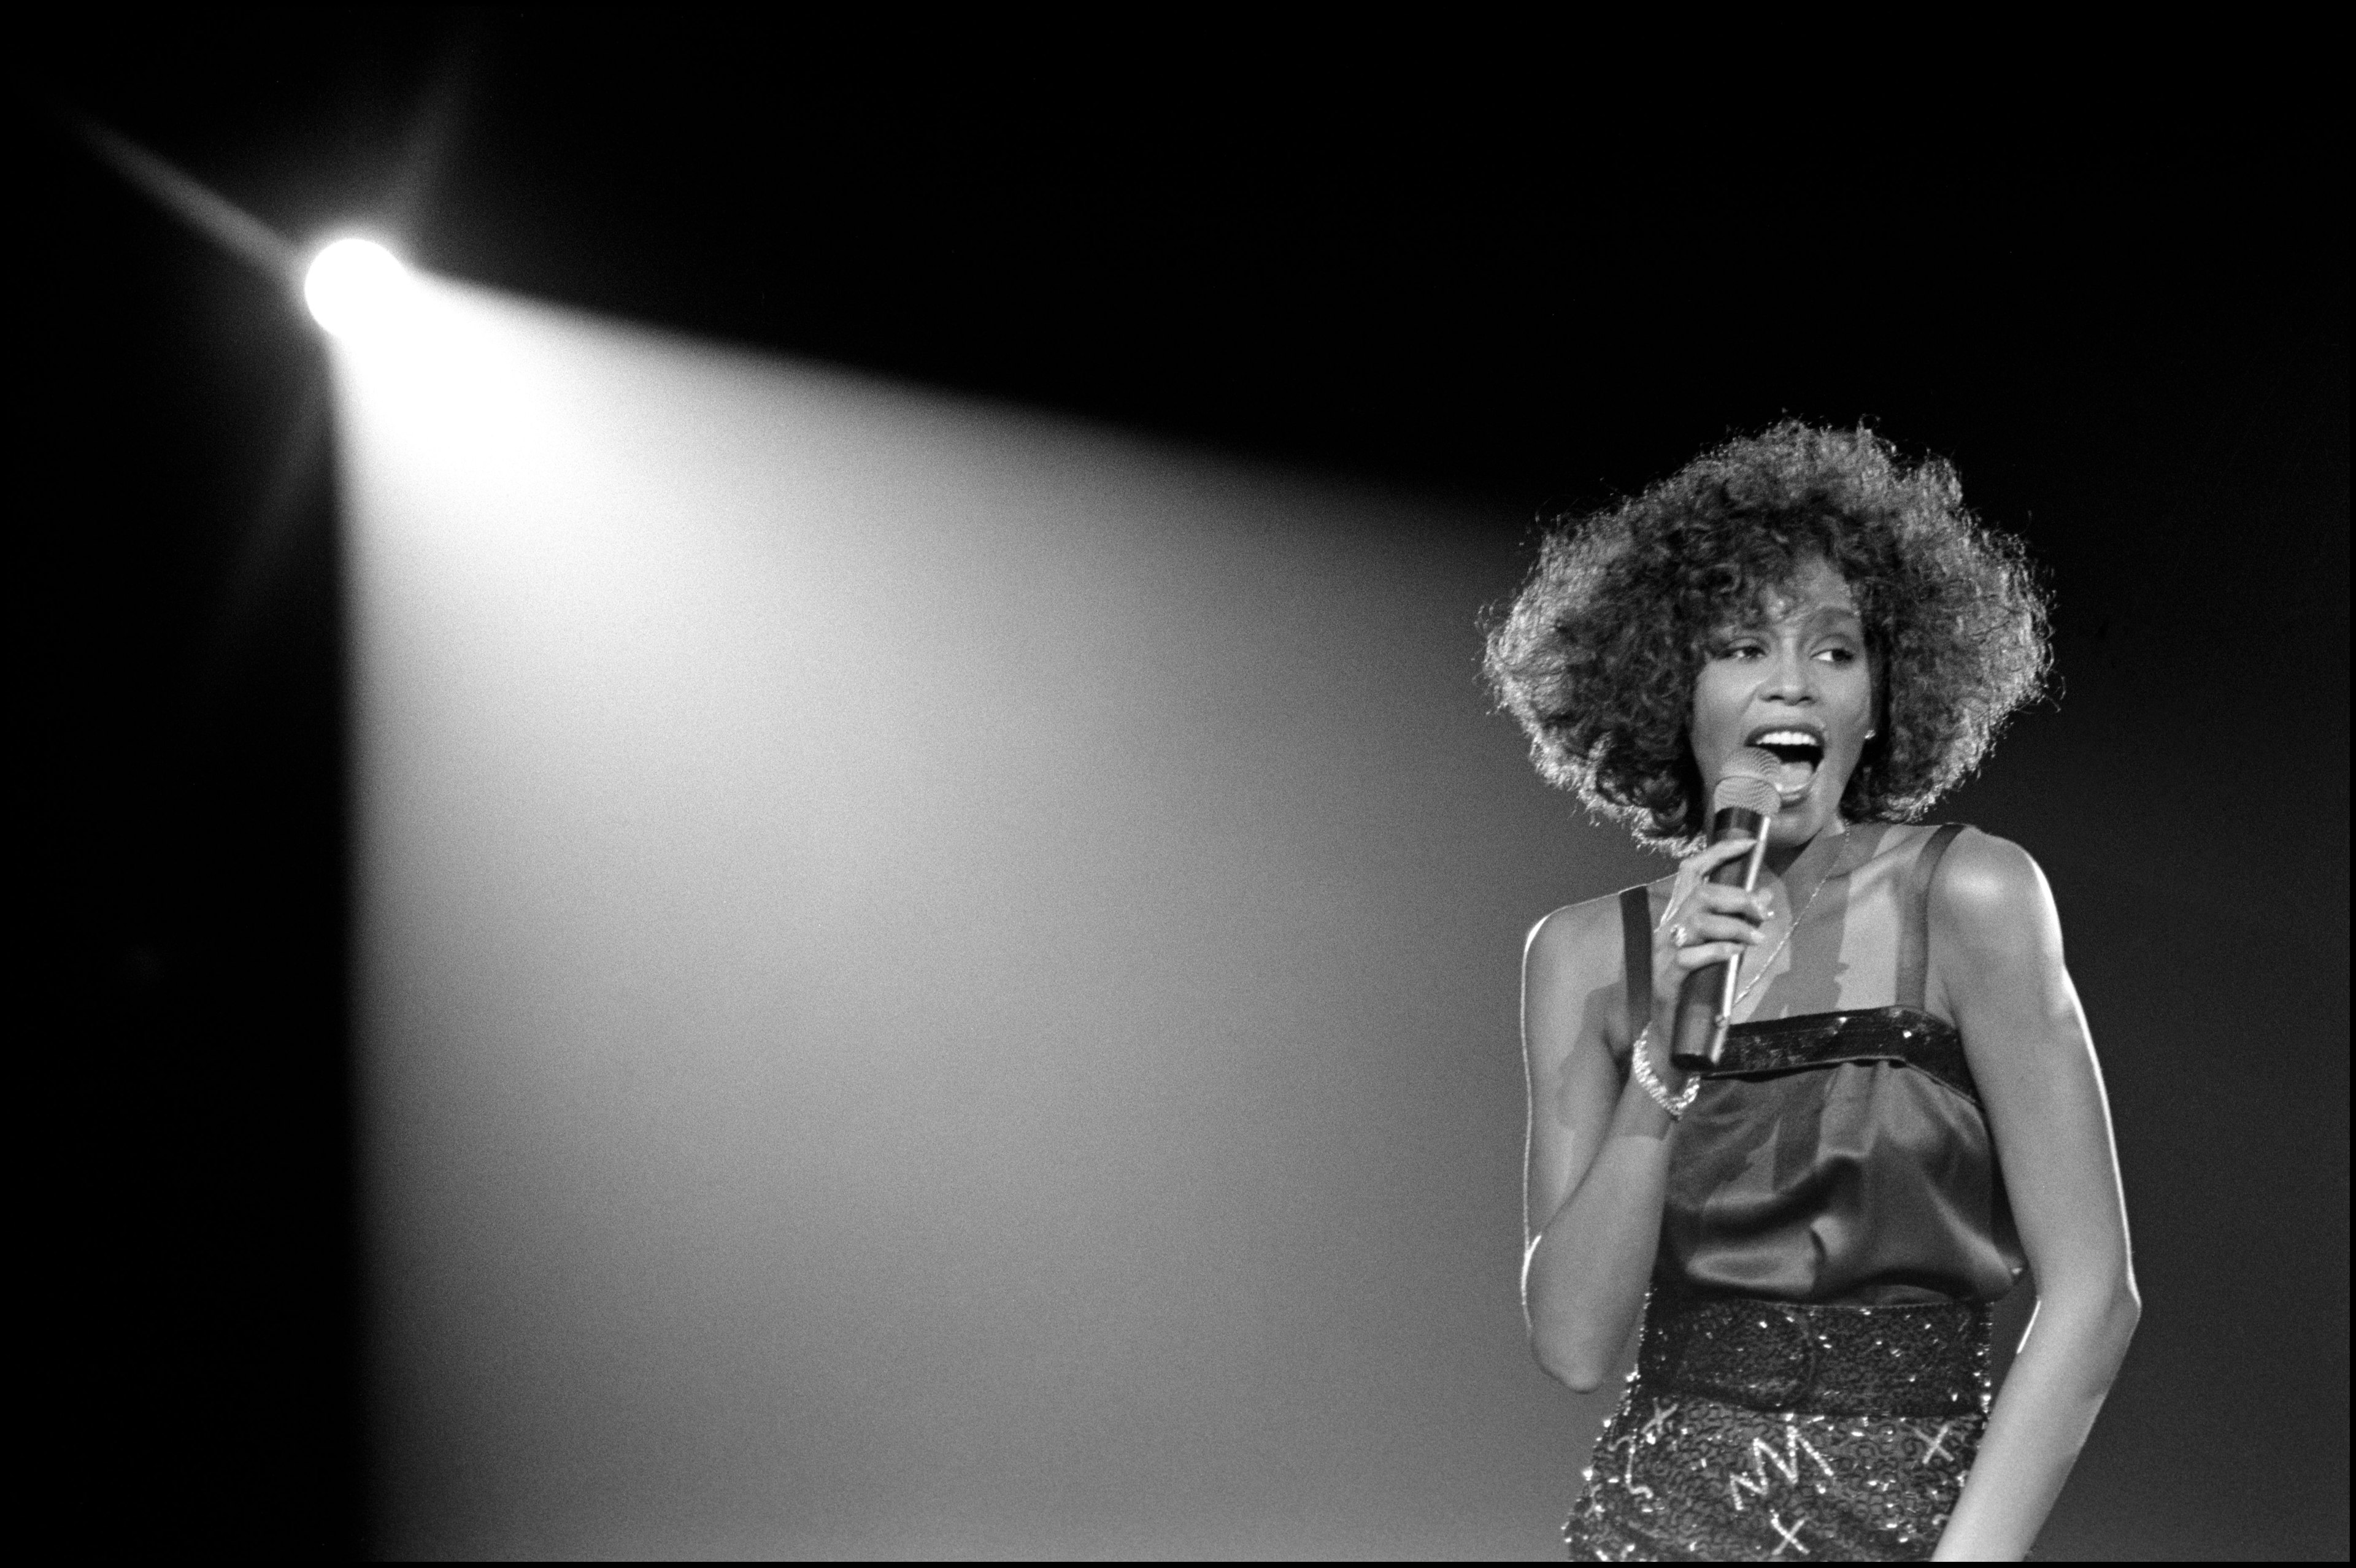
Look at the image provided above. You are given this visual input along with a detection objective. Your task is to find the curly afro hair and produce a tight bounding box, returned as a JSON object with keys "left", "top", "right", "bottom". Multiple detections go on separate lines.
{"left": 1484, "top": 421, "right": 2050, "bottom": 847}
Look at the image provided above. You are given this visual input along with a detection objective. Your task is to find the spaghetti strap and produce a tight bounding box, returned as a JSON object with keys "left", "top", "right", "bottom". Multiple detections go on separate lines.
{"left": 1896, "top": 823, "right": 1966, "bottom": 1012}
{"left": 1619, "top": 885, "right": 1654, "bottom": 1039}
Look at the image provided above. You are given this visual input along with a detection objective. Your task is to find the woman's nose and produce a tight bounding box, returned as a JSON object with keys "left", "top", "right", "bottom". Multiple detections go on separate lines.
{"left": 1759, "top": 648, "right": 1815, "bottom": 702}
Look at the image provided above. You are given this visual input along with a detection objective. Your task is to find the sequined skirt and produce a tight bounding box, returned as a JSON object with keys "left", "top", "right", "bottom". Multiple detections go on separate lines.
{"left": 1565, "top": 1292, "right": 1993, "bottom": 1562}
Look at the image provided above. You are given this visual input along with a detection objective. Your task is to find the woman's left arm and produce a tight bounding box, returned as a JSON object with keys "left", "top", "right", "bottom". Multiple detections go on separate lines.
{"left": 1931, "top": 830, "right": 2140, "bottom": 1562}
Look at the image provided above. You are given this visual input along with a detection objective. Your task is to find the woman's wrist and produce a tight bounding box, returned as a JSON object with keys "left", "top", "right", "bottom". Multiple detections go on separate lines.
{"left": 1628, "top": 1025, "right": 1698, "bottom": 1118}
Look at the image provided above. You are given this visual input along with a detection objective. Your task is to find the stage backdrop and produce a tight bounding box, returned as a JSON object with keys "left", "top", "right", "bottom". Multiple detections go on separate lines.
{"left": 342, "top": 285, "right": 1655, "bottom": 1559}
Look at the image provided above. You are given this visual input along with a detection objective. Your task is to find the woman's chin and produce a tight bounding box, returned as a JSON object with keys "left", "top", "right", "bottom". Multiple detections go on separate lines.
{"left": 1769, "top": 788, "right": 1841, "bottom": 843}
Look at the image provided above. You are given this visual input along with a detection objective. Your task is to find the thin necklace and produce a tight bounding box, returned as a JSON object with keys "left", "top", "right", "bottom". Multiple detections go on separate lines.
{"left": 1730, "top": 826, "right": 1866, "bottom": 1016}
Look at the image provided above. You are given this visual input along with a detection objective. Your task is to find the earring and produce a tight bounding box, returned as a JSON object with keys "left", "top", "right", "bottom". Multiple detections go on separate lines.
{"left": 1864, "top": 728, "right": 1877, "bottom": 739}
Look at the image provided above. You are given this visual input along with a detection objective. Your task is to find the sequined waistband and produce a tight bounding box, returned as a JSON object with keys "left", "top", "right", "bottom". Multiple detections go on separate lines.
{"left": 1636, "top": 1290, "right": 1992, "bottom": 1418}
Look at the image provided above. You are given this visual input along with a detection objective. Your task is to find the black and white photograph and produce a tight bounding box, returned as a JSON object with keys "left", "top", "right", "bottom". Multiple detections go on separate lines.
{"left": 25, "top": 13, "right": 2347, "bottom": 1561}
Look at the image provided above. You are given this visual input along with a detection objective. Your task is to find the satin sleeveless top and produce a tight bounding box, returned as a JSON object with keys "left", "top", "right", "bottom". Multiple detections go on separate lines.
{"left": 1621, "top": 824, "right": 2026, "bottom": 1307}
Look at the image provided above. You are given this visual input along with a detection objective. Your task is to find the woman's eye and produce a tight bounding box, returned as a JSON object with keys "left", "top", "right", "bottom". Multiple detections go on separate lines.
{"left": 1814, "top": 645, "right": 1859, "bottom": 665}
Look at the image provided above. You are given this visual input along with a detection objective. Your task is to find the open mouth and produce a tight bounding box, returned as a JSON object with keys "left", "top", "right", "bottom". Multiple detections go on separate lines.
{"left": 1747, "top": 728, "right": 1825, "bottom": 799}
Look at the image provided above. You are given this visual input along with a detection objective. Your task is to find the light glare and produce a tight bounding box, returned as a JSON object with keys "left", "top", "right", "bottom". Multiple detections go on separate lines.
{"left": 304, "top": 238, "right": 411, "bottom": 337}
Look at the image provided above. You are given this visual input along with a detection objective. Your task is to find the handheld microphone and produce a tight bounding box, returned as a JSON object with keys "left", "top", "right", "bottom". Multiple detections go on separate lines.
{"left": 1668, "top": 749, "right": 1782, "bottom": 1072}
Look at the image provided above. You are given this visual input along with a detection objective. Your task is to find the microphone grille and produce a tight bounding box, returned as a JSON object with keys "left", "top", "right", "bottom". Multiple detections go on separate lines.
{"left": 1712, "top": 747, "right": 1783, "bottom": 818}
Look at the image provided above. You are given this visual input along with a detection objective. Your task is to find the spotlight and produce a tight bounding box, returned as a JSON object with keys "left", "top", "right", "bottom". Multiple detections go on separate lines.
{"left": 304, "top": 238, "right": 412, "bottom": 338}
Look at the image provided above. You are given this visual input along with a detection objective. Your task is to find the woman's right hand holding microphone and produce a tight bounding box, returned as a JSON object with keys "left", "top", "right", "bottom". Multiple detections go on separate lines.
{"left": 1642, "top": 836, "right": 1774, "bottom": 1093}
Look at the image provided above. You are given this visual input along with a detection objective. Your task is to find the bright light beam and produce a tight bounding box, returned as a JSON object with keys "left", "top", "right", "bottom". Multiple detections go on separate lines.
{"left": 337, "top": 285, "right": 1634, "bottom": 1558}
{"left": 305, "top": 239, "right": 414, "bottom": 338}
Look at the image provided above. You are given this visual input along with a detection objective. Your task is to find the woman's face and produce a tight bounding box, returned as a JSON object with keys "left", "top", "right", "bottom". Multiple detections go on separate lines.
{"left": 1690, "top": 556, "right": 1876, "bottom": 847}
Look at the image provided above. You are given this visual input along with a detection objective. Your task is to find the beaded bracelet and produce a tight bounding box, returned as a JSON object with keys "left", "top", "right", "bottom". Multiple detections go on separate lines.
{"left": 1629, "top": 1025, "right": 1700, "bottom": 1118}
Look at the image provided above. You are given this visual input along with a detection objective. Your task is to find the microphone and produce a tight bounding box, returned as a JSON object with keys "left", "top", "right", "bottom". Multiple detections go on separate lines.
{"left": 1668, "top": 748, "right": 1782, "bottom": 1072}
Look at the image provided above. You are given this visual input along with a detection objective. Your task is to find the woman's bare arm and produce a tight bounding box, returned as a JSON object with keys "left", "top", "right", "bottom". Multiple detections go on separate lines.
{"left": 1521, "top": 841, "right": 1767, "bottom": 1389}
{"left": 1930, "top": 830, "right": 2139, "bottom": 1561}
{"left": 1520, "top": 897, "right": 1671, "bottom": 1389}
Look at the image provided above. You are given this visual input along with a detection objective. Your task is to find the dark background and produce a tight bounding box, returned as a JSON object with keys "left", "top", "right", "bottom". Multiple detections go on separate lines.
{"left": 23, "top": 11, "right": 2346, "bottom": 1558}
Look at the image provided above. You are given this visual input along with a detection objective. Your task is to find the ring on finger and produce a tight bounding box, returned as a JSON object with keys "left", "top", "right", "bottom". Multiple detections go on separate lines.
{"left": 1668, "top": 922, "right": 1690, "bottom": 948}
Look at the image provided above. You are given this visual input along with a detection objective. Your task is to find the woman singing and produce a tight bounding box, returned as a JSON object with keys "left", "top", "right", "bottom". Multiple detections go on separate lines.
{"left": 1485, "top": 424, "right": 2138, "bottom": 1561}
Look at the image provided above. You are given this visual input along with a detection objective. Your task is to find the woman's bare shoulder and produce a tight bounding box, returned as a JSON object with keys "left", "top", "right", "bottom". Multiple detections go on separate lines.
{"left": 1928, "top": 826, "right": 2062, "bottom": 956}
{"left": 1860, "top": 823, "right": 2049, "bottom": 911}
{"left": 1524, "top": 882, "right": 1663, "bottom": 993}
{"left": 1522, "top": 889, "right": 1647, "bottom": 1069}
{"left": 1934, "top": 826, "right": 2046, "bottom": 903}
